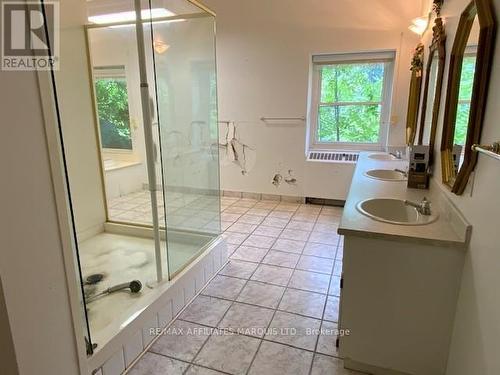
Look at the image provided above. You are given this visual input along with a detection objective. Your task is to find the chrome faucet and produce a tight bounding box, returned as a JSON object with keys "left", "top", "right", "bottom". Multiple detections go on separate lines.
{"left": 394, "top": 168, "right": 408, "bottom": 177}
{"left": 390, "top": 150, "right": 402, "bottom": 159}
{"left": 404, "top": 197, "right": 432, "bottom": 215}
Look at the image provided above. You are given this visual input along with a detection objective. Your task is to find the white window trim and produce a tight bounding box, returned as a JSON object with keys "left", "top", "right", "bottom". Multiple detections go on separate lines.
{"left": 93, "top": 65, "right": 135, "bottom": 155}
{"left": 306, "top": 51, "right": 395, "bottom": 152}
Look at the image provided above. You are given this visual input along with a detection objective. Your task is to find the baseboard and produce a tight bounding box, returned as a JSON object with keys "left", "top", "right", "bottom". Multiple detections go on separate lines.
{"left": 305, "top": 197, "right": 345, "bottom": 207}
{"left": 344, "top": 358, "right": 413, "bottom": 375}
{"left": 222, "top": 190, "right": 305, "bottom": 203}
{"left": 77, "top": 223, "right": 105, "bottom": 242}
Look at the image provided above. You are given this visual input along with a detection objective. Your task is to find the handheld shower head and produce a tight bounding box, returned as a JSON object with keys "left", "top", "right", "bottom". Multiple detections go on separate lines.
{"left": 129, "top": 280, "right": 142, "bottom": 293}
{"left": 107, "top": 280, "right": 143, "bottom": 294}
{"left": 85, "top": 280, "right": 143, "bottom": 304}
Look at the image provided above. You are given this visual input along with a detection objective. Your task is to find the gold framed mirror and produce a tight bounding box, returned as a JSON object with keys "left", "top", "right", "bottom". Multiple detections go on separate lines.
{"left": 406, "top": 43, "right": 424, "bottom": 146}
{"left": 440, "top": 0, "right": 496, "bottom": 194}
{"left": 417, "top": 17, "right": 446, "bottom": 165}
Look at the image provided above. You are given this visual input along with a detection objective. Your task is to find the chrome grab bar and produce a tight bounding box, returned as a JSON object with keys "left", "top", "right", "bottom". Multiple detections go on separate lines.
{"left": 472, "top": 142, "right": 500, "bottom": 161}
{"left": 260, "top": 116, "right": 306, "bottom": 121}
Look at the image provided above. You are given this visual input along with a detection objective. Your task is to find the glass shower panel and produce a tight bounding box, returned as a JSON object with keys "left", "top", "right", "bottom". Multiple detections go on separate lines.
{"left": 87, "top": 25, "right": 166, "bottom": 231}
{"left": 150, "top": 6, "right": 220, "bottom": 276}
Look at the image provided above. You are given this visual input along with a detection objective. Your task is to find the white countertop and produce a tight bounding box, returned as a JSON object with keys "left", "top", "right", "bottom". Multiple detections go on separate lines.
{"left": 338, "top": 152, "right": 470, "bottom": 248}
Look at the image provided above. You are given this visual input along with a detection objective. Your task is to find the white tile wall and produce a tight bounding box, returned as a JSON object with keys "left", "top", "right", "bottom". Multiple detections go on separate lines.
{"left": 157, "top": 300, "right": 173, "bottom": 328}
{"left": 183, "top": 278, "right": 196, "bottom": 303}
{"left": 123, "top": 330, "right": 143, "bottom": 367}
{"left": 142, "top": 314, "right": 159, "bottom": 347}
{"left": 194, "top": 264, "right": 206, "bottom": 293}
{"left": 102, "top": 348, "right": 125, "bottom": 375}
{"left": 172, "top": 289, "right": 184, "bottom": 315}
{"left": 93, "top": 239, "right": 227, "bottom": 375}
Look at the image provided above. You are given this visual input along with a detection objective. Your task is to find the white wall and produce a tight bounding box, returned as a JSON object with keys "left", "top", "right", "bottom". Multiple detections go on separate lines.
{"left": 88, "top": 27, "right": 150, "bottom": 199}
{"left": 55, "top": 22, "right": 107, "bottom": 240}
{"left": 0, "top": 65, "right": 81, "bottom": 375}
{"left": 204, "top": 0, "right": 421, "bottom": 199}
{"left": 419, "top": 0, "right": 500, "bottom": 373}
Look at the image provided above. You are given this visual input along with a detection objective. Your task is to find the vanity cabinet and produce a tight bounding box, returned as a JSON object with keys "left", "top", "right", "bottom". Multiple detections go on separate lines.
{"left": 339, "top": 235, "right": 464, "bottom": 375}
{"left": 337, "top": 152, "right": 470, "bottom": 375}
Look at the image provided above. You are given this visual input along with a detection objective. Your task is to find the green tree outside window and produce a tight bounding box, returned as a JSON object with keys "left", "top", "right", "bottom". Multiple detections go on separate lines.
{"left": 95, "top": 77, "right": 132, "bottom": 150}
{"left": 318, "top": 62, "right": 385, "bottom": 143}
{"left": 454, "top": 55, "right": 476, "bottom": 145}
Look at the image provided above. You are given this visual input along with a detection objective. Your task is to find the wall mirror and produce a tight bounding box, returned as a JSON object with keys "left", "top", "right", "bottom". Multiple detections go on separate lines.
{"left": 417, "top": 17, "right": 446, "bottom": 165}
{"left": 406, "top": 43, "right": 424, "bottom": 145}
{"left": 441, "top": 0, "right": 496, "bottom": 194}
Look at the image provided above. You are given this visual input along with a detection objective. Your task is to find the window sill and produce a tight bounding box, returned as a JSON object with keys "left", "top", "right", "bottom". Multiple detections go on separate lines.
{"left": 307, "top": 144, "right": 384, "bottom": 153}
{"left": 103, "top": 160, "right": 141, "bottom": 172}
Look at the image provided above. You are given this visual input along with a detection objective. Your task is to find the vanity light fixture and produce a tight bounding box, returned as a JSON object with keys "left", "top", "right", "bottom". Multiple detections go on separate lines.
{"left": 409, "top": 16, "right": 430, "bottom": 35}
{"left": 408, "top": 0, "right": 444, "bottom": 35}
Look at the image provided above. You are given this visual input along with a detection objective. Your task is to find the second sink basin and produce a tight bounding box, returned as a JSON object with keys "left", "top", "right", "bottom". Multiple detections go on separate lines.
{"left": 364, "top": 169, "right": 407, "bottom": 181}
{"left": 356, "top": 198, "right": 439, "bottom": 225}
{"left": 368, "top": 153, "right": 398, "bottom": 161}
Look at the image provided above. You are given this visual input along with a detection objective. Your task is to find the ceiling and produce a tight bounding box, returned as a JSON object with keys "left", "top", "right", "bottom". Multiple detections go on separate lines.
{"left": 203, "top": 0, "right": 425, "bottom": 31}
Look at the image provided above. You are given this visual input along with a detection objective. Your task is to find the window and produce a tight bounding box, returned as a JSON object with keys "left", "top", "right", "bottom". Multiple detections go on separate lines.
{"left": 454, "top": 53, "right": 477, "bottom": 145}
{"left": 308, "top": 52, "right": 395, "bottom": 150}
{"left": 93, "top": 66, "right": 132, "bottom": 150}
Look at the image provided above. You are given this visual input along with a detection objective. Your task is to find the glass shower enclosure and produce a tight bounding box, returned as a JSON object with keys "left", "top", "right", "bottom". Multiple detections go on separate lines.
{"left": 50, "top": 0, "right": 220, "bottom": 352}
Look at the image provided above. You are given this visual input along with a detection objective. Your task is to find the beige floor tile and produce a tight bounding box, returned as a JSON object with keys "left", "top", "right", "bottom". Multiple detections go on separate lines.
{"left": 279, "top": 288, "right": 326, "bottom": 319}
{"left": 265, "top": 311, "right": 321, "bottom": 351}
{"left": 218, "top": 302, "right": 274, "bottom": 337}
{"left": 230, "top": 245, "right": 268, "bottom": 263}
{"left": 248, "top": 341, "right": 313, "bottom": 375}
{"left": 289, "top": 270, "right": 330, "bottom": 294}
{"left": 262, "top": 250, "right": 300, "bottom": 268}
{"left": 297, "top": 255, "right": 334, "bottom": 274}
{"left": 150, "top": 320, "right": 211, "bottom": 361}
{"left": 237, "top": 281, "right": 285, "bottom": 308}
{"left": 251, "top": 264, "right": 294, "bottom": 286}
{"left": 180, "top": 295, "right": 232, "bottom": 327}
{"left": 202, "top": 275, "right": 246, "bottom": 300}
{"left": 219, "top": 260, "right": 258, "bottom": 279}
{"left": 128, "top": 352, "right": 188, "bottom": 375}
{"left": 194, "top": 332, "right": 261, "bottom": 375}
{"left": 272, "top": 238, "right": 306, "bottom": 254}
{"left": 324, "top": 296, "right": 340, "bottom": 322}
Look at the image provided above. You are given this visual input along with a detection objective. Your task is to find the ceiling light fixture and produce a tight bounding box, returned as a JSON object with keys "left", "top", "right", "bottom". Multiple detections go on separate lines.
{"left": 153, "top": 39, "right": 170, "bottom": 54}
{"left": 88, "top": 8, "right": 174, "bottom": 25}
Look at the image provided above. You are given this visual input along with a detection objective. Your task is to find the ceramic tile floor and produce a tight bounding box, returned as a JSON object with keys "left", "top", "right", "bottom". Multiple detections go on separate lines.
{"left": 127, "top": 197, "right": 361, "bottom": 375}
{"left": 108, "top": 189, "right": 220, "bottom": 233}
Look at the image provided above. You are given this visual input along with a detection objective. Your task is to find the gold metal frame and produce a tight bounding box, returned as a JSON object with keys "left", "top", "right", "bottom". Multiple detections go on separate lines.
{"left": 417, "top": 17, "right": 446, "bottom": 165}
{"left": 440, "top": 0, "right": 496, "bottom": 194}
{"left": 406, "top": 43, "right": 424, "bottom": 146}
{"left": 187, "top": 0, "right": 216, "bottom": 16}
{"left": 84, "top": 27, "right": 111, "bottom": 223}
{"left": 84, "top": 7, "right": 221, "bottom": 279}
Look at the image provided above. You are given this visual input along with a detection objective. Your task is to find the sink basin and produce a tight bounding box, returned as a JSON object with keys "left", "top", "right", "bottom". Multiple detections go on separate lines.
{"left": 364, "top": 169, "right": 407, "bottom": 181}
{"left": 368, "top": 153, "right": 398, "bottom": 161}
{"left": 356, "top": 198, "right": 439, "bottom": 225}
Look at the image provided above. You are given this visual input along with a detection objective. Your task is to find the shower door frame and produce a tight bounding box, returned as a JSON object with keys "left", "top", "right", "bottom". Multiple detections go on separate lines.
{"left": 84, "top": 8, "right": 221, "bottom": 280}
{"left": 35, "top": 1, "right": 219, "bottom": 372}
{"left": 36, "top": 68, "right": 92, "bottom": 374}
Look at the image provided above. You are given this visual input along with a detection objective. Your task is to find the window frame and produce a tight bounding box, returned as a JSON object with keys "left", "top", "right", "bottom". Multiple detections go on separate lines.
{"left": 307, "top": 51, "right": 395, "bottom": 151}
{"left": 93, "top": 65, "right": 134, "bottom": 154}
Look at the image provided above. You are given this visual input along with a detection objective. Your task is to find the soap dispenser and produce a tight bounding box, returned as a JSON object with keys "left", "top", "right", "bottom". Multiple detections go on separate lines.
{"left": 407, "top": 145, "right": 430, "bottom": 189}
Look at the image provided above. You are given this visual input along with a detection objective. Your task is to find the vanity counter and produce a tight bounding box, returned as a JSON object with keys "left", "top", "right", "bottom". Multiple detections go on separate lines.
{"left": 338, "top": 152, "right": 470, "bottom": 248}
